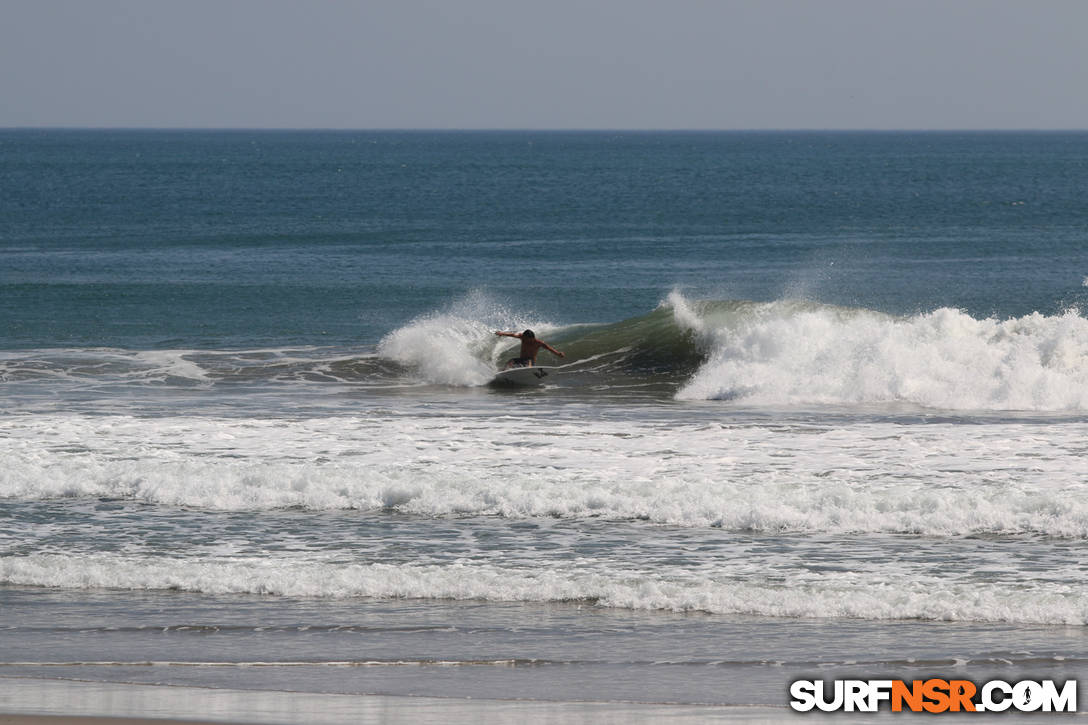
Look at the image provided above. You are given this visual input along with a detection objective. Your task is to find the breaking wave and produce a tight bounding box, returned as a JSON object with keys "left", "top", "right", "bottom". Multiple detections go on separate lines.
{"left": 4, "top": 553, "right": 1086, "bottom": 625}
{"left": 671, "top": 296, "right": 1088, "bottom": 411}
{"left": 376, "top": 289, "right": 1088, "bottom": 411}
{"left": 4, "top": 291, "right": 1088, "bottom": 412}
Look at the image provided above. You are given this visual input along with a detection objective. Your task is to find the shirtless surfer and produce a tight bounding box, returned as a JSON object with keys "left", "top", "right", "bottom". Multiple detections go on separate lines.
{"left": 494, "top": 329, "right": 565, "bottom": 369}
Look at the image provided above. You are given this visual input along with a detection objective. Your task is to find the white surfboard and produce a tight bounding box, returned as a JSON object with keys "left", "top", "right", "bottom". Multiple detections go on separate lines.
{"left": 490, "top": 366, "right": 556, "bottom": 387}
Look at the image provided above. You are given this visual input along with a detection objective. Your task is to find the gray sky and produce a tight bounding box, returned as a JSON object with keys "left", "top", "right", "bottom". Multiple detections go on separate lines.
{"left": 3, "top": 0, "right": 1087, "bottom": 129}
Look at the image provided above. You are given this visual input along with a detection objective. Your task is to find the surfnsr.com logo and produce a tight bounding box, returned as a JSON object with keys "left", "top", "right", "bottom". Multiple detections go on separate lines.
{"left": 789, "top": 679, "right": 1077, "bottom": 713}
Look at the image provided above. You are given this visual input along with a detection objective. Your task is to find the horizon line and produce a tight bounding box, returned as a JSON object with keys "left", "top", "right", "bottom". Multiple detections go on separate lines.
{"left": 3, "top": 126, "right": 1088, "bottom": 134}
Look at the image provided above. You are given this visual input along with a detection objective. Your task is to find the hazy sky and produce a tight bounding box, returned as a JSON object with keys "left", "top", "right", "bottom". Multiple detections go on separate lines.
{"left": 3, "top": 0, "right": 1087, "bottom": 129}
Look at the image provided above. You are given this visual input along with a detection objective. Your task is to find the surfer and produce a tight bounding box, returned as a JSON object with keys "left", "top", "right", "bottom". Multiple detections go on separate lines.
{"left": 494, "top": 329, "right": 565, "bottom": 369}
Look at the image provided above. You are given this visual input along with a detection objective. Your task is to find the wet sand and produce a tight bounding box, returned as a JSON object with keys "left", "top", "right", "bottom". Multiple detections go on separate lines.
{"left": 2, "top": 679, "right": 1079, "bottom": 725}
{"left": 0, "top": 701, "right": 790, "bottom": 725}
{"left": 0, "top": 677, "right": 796, "bottom": 724}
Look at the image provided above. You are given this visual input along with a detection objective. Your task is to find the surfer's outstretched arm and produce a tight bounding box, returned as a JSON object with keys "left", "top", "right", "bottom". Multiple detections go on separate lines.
{"left": 541, "top": 342, "right": 565, "bottom": 358}
{"left": 494, "top": 331, "right": 521, "bottom": 338}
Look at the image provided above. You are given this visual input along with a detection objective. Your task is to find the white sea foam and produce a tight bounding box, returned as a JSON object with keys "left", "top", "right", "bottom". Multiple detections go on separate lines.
{"left": 0, "top": 348, "right": 213, "bottom": 386}
{"left": 3, "top": 553, "right": 1086, "bottom": 625}
{"left": 377, "top": 291, "right": 552, "bottom": 386}
{"left": 674, "top": 298, "right": 1088, "bottom": 411}
{"left": 3, "top": 412, "right": 1087, "bottom": 537}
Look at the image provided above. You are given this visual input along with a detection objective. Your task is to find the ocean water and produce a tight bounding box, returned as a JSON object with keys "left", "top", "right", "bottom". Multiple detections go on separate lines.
{"left": 2, "top": 130, "right": 1088, "bottom": 714}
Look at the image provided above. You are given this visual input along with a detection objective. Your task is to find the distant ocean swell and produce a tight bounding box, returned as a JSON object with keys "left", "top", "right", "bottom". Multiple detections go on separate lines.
{"left": 3, "top": 414, "right": 1086, "bottom": 537}
{"left": 3, "top": 554, "right": 1086, "bottom": 626}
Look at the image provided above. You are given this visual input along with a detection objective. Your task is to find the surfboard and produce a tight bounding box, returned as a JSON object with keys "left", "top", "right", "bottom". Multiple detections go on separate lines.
{"left": 489, "top": 365, "right": 556, "bottom": 387}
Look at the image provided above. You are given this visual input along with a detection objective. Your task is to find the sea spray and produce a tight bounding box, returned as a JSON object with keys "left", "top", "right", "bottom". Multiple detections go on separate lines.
{"left": 661, "top": 289, "right": 708, "bottom": 337}
{"left": 377, "top": 291, "right": 552, "bottom": 386}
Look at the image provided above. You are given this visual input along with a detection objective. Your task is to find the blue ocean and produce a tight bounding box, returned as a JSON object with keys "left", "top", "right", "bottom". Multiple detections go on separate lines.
{"left": 2, "top": 130, "right": 1087, "bottom": 719}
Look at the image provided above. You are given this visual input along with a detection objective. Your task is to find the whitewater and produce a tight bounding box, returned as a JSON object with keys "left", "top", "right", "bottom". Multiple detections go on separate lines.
{"left": 3, "top": 409, "right": 1087, "bottom": 537}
